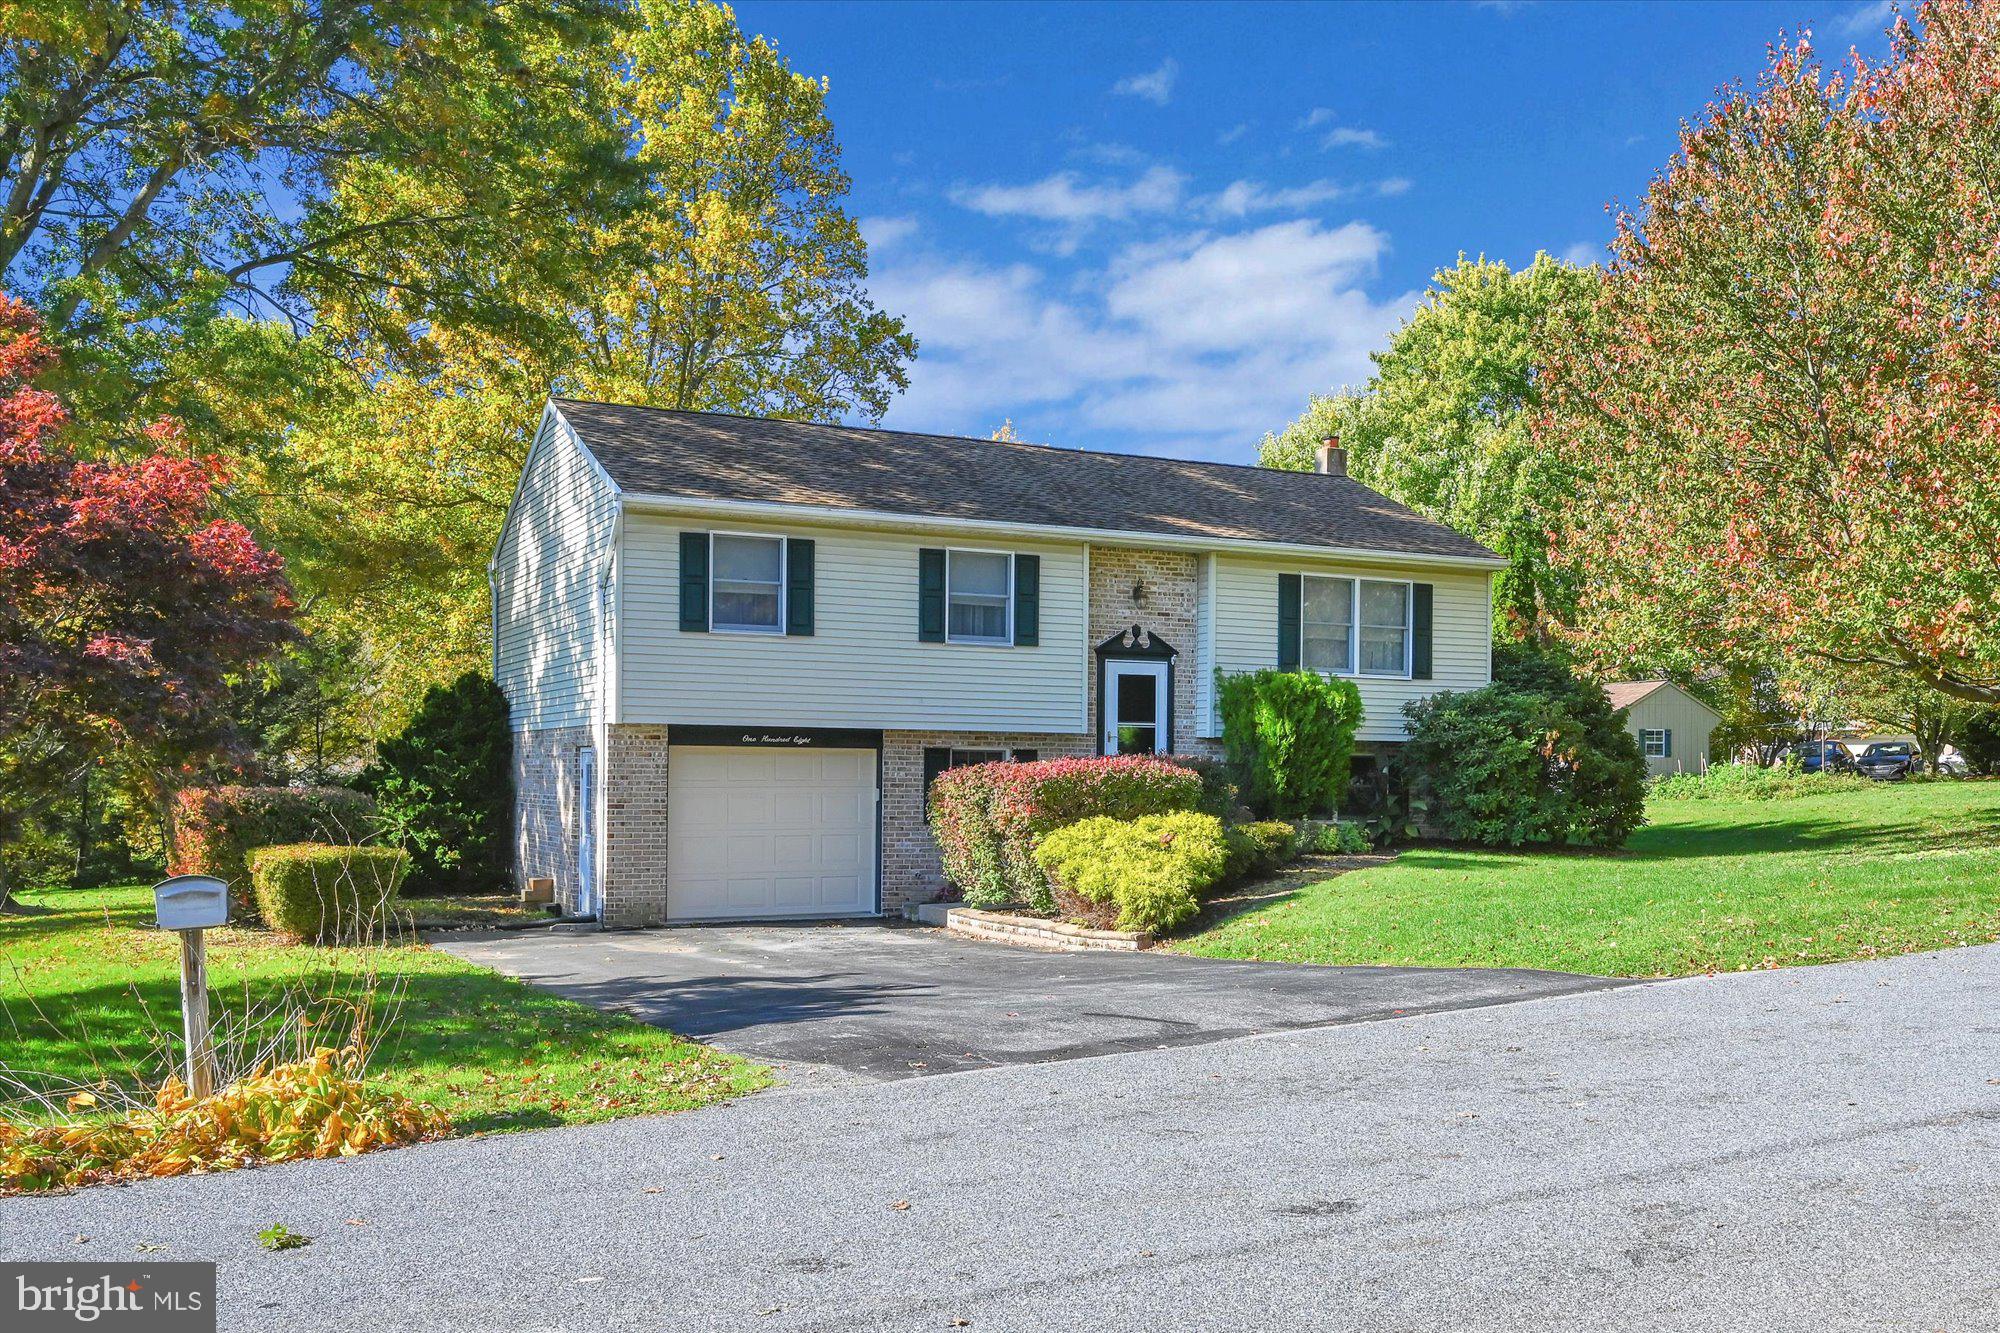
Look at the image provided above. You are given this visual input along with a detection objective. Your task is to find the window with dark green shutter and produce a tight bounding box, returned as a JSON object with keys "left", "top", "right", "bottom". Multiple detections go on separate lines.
{"left": 785, "top": 539, "right": 815, "bottom": 636}
{"left": 1277, "top": 573, "right": 1302, "bottom": 669}
{"left": 679, "top": 532, "right": 709, "bottom": 632}
{"left": 1013, "top": 553, "right": 1040, "bottom": 646}
{"left": 918, "top": 548, "right": 946, "bottom": 642}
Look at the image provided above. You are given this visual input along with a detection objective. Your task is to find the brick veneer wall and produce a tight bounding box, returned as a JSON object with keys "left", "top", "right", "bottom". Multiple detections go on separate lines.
{"left": 600, "top": 723, "right": 671, "bottom": 927}
{"left": 513, "top": 725, "right": 591, "bottom": 910}
{"left": 1086, "top": 546, "right": 1218, "bottom": 760}
{"left": 880, "top": 729, "right": 1091, "bottom": 915}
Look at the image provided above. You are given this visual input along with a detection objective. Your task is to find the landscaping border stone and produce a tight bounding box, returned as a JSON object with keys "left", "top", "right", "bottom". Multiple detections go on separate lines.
{"left": 911, "top": 902, "right": 1154, "bottom": 951}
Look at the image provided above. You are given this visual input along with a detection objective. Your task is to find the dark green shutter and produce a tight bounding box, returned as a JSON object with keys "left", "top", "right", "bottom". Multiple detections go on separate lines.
{"left": 918, "top": 548, "right": 946, "bottom": 642}
{"left": 679, "top": 532, "right": 709, "bottom": 632}
{"left": 785, "top": 538, "right": 815, "bottom": 636}
{"left": 1013, "top": 554, "right": 1040, "bottom": 646}
{"left": 1663, "top": 729, "right": 1673, "bottom": 758}
{"left": 1411, "top": 582, "right": 1434, "bottom": 679}
{"left": 1277, "top": 573, "right": 1302, "bottom": 670}
{"left": 921, "top": 746, "right": 950, "bottom": 822}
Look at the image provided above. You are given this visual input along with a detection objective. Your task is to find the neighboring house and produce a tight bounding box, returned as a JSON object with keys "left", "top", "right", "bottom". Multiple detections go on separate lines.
{"left": 1604, "top": 680, "right": 1720, "bottom": 777}
{"left": 491, "top": 401, "right": 1504, "bottom": 926}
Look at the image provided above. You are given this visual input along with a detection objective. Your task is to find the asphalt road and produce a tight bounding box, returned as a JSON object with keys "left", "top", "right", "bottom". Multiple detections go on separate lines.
{"left": 6, "top": 943, "right": 1997, "bottom": 1332}
{"left": 436, "top": 920, "right": 1626, "bottom": 1082}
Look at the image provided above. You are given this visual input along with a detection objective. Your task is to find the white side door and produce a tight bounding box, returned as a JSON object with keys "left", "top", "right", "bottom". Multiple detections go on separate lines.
{"left": 576, "top": 747, "right": 598, "bottom": 916}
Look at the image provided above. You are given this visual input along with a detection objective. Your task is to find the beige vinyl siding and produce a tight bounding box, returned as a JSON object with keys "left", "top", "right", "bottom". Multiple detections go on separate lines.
{"left": 618, "top": 513, "right": 1088, "bottom": 732}
{"left": 1205, "top": 554, "right": 1494, "bottom": 742}
{"left": 1623, "top": 686, "right": 1721, "bottom": 777}
{"left": 492, "top": 413, "right": 618, "bottom": 732}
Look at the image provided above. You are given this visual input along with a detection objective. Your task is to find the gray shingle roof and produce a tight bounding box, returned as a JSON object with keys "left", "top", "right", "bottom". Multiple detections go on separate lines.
{"left": 554, "top": 399, "right": 1501, "bottom": 562}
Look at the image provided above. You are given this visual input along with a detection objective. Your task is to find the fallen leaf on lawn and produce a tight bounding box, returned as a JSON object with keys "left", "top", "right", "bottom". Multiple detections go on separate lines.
{"left": 890, "top": 1200, "right": 911, "bottom": 1211}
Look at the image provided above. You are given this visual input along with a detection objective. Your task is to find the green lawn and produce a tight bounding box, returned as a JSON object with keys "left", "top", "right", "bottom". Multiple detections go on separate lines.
{"left": 1172, "top": 780, "right": 2000, "bottom": 978}
{"left": 0, "top": 885, "right": 768, "bottom": 1131}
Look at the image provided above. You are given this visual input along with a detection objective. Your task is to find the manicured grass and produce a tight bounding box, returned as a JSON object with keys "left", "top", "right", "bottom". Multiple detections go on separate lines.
{"left": 0, "top": 885, "right": 768, "bottom": 1131}
{"left": 1171, "top": 780, "right": 2000, "bottom": 978}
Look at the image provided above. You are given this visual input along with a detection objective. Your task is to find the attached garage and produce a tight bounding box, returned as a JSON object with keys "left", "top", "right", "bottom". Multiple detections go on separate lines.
{"left": 665, "top": 739, "right": 879, "bottom": 921}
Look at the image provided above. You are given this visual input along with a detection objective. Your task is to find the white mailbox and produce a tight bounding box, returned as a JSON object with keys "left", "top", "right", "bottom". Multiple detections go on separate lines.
{"left": 153, "top": 875, "right": 230, "bottom": 931}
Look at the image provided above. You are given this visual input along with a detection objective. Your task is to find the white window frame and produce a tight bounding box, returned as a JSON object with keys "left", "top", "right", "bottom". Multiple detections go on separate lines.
{"left": 945, "top": 547, "right": 1014, "bottom": 646}
{"left": 948, "top": 747, "right": 1015, "bottom": 766}
{"left": 1299, "top": 574, "right": 1414, "bottom": 680}
{"left": 709, "top": 531, "right": 787, "bottom": 635}
{"left": 1641, "top": 728, "right": 1669, "bottom": 758}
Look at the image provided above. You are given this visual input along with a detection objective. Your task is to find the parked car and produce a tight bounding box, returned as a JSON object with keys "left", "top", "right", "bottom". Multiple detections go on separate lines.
{"left": 1856, "top": 741, "right": 1921, "bottom": 780}
{"left": 1780, "top": 740, "right": 1856, "bottom": 774}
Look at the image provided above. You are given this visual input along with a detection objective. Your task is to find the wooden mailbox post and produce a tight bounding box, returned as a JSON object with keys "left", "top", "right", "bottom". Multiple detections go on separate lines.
{"left": 152, "top": 875, "right": 229, "bottom": 1099}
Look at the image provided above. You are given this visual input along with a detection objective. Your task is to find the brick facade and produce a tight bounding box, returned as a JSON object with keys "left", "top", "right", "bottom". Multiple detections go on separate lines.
{"left": 1086, "top": 546, "right": 1218, "bottom": 760}
{"left": 512, "top": 725, "right": 591, "bottom": 911}
{"left": 600, "top": 724, "right": 671, "bottom": 927}
{"left": 879, "top": 729, "right": 1093, "bottom": 915}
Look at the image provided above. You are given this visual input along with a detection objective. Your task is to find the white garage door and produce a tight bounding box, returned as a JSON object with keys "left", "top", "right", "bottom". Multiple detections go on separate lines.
{"left": 666, "top": 746, "right": 877, "bottom": 920}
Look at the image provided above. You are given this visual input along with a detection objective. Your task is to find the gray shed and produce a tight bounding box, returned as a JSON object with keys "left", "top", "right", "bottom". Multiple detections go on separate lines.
{"left": 1604, "top": 680, "right": 1720, "bottom": 777}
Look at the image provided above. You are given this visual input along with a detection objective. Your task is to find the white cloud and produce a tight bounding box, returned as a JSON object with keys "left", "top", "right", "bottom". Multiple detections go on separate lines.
{"left": 949, "top": 165, "right": 1186, "bottom": 224}
{"left": 1376, "top": 177, "right": 1413, "bottom": 197}
{"left": 1217, "top": 122, "right": 1251, "bottom": 146}
{"left": 1111, "top": 57, "right": 1179, "bottom": 105}
{"left": 1560, "top": 240, "right": 1601, "bottom": 267}
{"left": 1297, "top": 109, "right": 1385, "bottom": 149}
{"left": 1200, "top": 178, "right": 1350, "bottom": 219}
{"left": 866, "top": 219, "right": 1406, "bottom": 455}
{"left": 1321, "top": 126, "right": 1386, "bottom": 149}
{"left": 1839, "top": 0, "right": 1895, "bottom": 36}
{"left": 860, "top": 216, "right": 919, "bottom": 253}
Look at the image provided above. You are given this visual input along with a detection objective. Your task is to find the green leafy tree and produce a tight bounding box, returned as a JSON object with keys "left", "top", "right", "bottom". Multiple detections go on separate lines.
{"left": 361, "top": 672, "right": 513, "bottom": 897}
{"left": 1956, "top": 710, "right": 2000, "bottom": 776}
{"left": 259, "top": 0, "right": 916, "bottom": 725}
{"left": 0, "top": 0, "right": 639, "bottom": 448}
{"left": 1261, "top": 255, "right": 1600, "bottom": 643}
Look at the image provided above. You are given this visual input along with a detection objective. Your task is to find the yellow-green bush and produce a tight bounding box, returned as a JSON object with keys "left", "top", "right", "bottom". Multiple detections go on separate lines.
{"left": 1032, "top": 812, "right": 1229, "bottom": 935}
{"left": 248, "top": 844, "right": 408, "bottom": 944}
{"left": 0, "top": 1046, "right": 448, "bottom": 1193}
{"left": 1222, "top": 819, "right": 1298, "bottom": 883}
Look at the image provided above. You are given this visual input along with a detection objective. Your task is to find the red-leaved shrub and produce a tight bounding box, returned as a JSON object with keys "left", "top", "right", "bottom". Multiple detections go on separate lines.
{"left": 170, "top": 786, "right": 376, "bottom": 919}
{"left": 928, "top": 756, "right": 1204, "bottom": 911}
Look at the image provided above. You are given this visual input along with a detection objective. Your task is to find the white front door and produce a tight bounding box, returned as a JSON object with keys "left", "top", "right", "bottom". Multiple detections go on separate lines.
{"left": 1104, "top": 660, "right": 1170, "bottom": 754}
{"left": 666, "top": 746, "right": 878, "bottom": 920}
{"left": 576, "top": 747, "right": 598, "bottom": 916}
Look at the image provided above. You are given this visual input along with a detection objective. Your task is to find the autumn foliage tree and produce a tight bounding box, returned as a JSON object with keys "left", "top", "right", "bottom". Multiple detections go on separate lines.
{"left": 0, "top": 298, "right": 293, "bottom": 895}
{"left": 1538, "top": 0, "right": 2000, "bottom": 702}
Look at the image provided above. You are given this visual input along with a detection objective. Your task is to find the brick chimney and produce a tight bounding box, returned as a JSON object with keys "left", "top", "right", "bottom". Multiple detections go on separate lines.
{"left": 1316, "top": 436, "right": 1346, "bottom": 477}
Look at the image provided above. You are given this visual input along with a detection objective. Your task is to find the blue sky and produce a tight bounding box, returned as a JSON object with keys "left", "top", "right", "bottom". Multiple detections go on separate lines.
{"left": 735, "top": 0, "right": 1903, "bottom": 461}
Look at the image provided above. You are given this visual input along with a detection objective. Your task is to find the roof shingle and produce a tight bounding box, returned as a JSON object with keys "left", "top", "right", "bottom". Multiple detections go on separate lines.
{"left": 554, "top": 399, "right": 1501, "bottom": 563}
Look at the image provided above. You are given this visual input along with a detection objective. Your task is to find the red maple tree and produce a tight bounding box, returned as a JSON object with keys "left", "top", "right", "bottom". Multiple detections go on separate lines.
{"left": 0, "top": 296, "right": 295, "bottom": 886}
{"left": 1537, "top": 0, "right": 2000, "bottom": 702}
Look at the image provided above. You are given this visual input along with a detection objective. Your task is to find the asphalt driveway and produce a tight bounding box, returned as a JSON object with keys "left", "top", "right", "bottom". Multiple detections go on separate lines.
{"left": 437, "top": 921, "right": 1626, "bottom": 1081}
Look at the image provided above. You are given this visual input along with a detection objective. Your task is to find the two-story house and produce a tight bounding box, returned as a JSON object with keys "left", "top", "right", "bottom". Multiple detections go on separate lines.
{"left": 491, "top": 399, "right": 1504, "bottom": 927}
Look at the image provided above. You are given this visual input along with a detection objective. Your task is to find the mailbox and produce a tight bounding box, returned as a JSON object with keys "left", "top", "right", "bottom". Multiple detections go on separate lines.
{"left": 153, "top": 875, "right": 230, "bottom": 931}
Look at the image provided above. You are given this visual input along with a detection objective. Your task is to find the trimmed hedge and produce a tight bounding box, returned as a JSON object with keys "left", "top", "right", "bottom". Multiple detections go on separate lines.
{"left": 171, "top": 786, "right": 376, "bottom": 918}
{"left": 1032, "top": 812, "right": 1229, "bottom": 935}
{"left": 928, "top": 756, "right": 1204, "bottom": 912}
{"left": 1215, "top": 669, "right": 1363, "bottom": 819}
{"left": 248, "top": 844, "right": 409, "bottom": 944}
